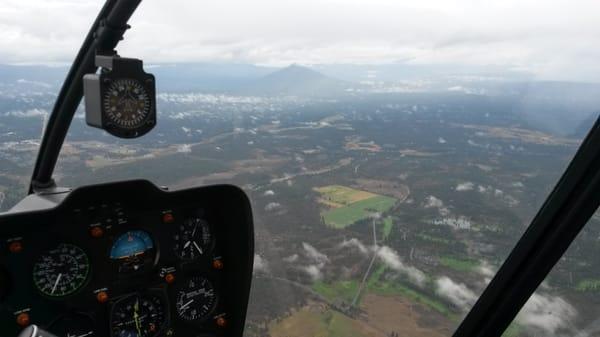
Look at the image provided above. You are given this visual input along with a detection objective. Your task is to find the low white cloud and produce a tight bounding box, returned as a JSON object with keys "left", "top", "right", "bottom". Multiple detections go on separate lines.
{"left": 176, "top": 144, "right": 192, "bottom": 153}
{"left": 16, "top": 79, "right": 52, "bottom": 88}
{"left": 377, "top": 246, "right": 426, "bottom": 287}
{"left": 477, "top": 261, "right": 495, "bottom": 278}
{"left": 435, "top": 276, "right": 477, "bottom": 310}
{"left": 253, "top": 254, "right": 269, "bottom": 273}
{"left": 302, "top": 242, "right": 329, "bottom": 265}
{"left": 423, "top": 195, "right": 450, "bottom": 216}
{"left": 517, "top": 292, "right": 577, "bottom": 336}
{"left": 424, "top": 195, "right": 444, "bottom": 208}
{"left": 3, "top": 108, "right": 48, "bottom": 118}
{"left": 456, "top": 182, "right": 475, "bottom": 191}
{"left": 264, "top": 202, "right": 281, "bottom": 211}
{"left": 282, "top": 254, "right": 299, "bottom": 263}
{"left": 263, "top": 190, "right": 275, "bottom": 196}
{"left": 438, "top": 137, "right": 447, "bottom": 144}
{"left": 300, "top": 264, "right": 323, "bottom": 281}
{"left": 477, "top": 185, "right": 520, "bottom": 206}
{"left": 338, "top": 238, "right": 369, "bottom": 255}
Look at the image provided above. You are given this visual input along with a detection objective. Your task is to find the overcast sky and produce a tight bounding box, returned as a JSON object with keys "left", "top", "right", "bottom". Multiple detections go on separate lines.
{"left": 1, "top": 0, "right": 599, "bottom": 81}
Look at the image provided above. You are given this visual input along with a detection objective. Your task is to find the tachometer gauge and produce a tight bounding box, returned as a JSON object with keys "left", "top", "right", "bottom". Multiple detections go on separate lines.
{"left": 32, "top": 244, "right": 90, "bottom": 298}
{"left": 173, "top": 218, "right": 212, "bottom": 261}
{"left": 110, "top": 293, "right": 167, "bottom": 337}
{"left": 175, "top": 276, "right": 217, "bottom": 322}
{"left": 103, "top": 78, "right": 151, "bottom": 130}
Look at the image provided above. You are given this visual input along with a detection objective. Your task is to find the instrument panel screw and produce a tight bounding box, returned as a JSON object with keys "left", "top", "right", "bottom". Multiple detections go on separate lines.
{"left": 8, "top": 241, "right": 23, "bottom": 254}
{"left": 215, "top": 316, "right": 227, "bottom": 328}
{"left": 16, "top": 313, "right": 30, "bottom": 327}
{"left": 90, "top": 226, "right": 104, "bottom": 238}
{"left": 96, "top": 291, "right": 109, "bottom": 303}
{"left": 212, "top": 259, "right": 224, "bottom": 270}
{"left": 165, "top": 273, "right": 176, "bottom": 284}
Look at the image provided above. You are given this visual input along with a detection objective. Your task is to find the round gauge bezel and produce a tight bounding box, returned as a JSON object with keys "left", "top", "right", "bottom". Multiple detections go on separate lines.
{"left": 32, "top": 243, "right": 91, "bottom": 298}
{"left": 47, "top": 312, "right": 96, "bottom": 337}
{"left": 108, "top": 229, "right": 160, "bottom": 276}
{"left": 102, "top": 78, "right": 152, "bottom": 130}
{"left": 174, "top": 275, "right": 219, "bottom": 322}
{"left": 109, "top": 291, "right": 169, "bottom": 337}
{"left": 98, "top": 69, "right": 156, "bottom": 139}
{"left": 172, "top": 218, "right": 215, "bottom": 262}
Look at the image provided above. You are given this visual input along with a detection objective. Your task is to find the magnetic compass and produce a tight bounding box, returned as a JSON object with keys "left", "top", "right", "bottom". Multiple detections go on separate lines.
{"left": 84, "top": 54, "right": 156, "bottom": 139}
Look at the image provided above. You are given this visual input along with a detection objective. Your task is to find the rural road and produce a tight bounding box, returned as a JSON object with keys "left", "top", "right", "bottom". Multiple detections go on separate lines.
{"left": 352, "top": 217, "right": 379, "bottom": 307}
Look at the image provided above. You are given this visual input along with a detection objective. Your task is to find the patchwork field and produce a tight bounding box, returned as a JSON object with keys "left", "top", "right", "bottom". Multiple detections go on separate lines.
{"left": 269, "top": 304, "right": 379, "bottom": 337}
{"left": 315, "top": 185, "right": 397, "bottom": 228}
{"left": 269, "top": 295, "right": 451, "bottom": 337}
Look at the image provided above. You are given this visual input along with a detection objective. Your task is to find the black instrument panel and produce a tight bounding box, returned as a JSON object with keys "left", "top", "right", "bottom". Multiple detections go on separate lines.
{"left": 0, "top": 180, "right": 254, "bottom": 337}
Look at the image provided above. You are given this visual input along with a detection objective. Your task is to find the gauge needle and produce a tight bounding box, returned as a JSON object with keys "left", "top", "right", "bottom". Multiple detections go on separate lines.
{"left": 51, "top": 273, "right": 62, "bottom": 295}
{"left": 183, "top": 241, "right": 191, "bottom": 249}
{"left": 180, "top": 299, "right": 194, "bottom": 311}
{"left": 134, "top": 299, "right": 142, "bottom": 337}
{"left": 193, "top": 242, "right": 203, "bottom": 254}
{"left": 191, "top": 224, "right": 197, "bottom": 237}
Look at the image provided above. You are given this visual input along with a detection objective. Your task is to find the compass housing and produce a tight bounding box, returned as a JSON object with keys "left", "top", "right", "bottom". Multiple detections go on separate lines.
{"left": 84, "top": 55, "right": 156, "bottom": 139}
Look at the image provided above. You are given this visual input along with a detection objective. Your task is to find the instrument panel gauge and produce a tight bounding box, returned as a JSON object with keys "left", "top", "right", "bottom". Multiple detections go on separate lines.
{"left": 48, "top": 313, "right": 95, "bottom": 337}
{"left": 110, "top": 292, "right": 167, "bottom": 337}
{"left": 32, "top": 244, "right": 90, "bottom": 298}
{"left": 173, "top": 218, "right": 212, "bottom": 261}
{"left": 84, "top": 55, "right": 156, "bottom": 139}
{"left": 175, "top": 276, "right": 218, "bottom": 322}
{"left": 110, "top": 230, "right": 156, "bottom": 274}
{"left": 103, "top": 78, "right": 151, "bottom": 130}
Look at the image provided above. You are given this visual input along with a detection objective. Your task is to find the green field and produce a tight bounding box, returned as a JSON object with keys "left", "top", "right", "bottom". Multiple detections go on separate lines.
{"left": 313, "top": 280, "right": 360, "bottom": 304}
{"left": 316, "top": 185, "right": 397, "bottom": 228}
{"left": 439, "top": 256, "right": 480, "bottom": 272}
{"left": 382, "top": 216, "right": 394, "bottom": 240}
{"left": 269, "top": 309, "right": 366, "bottom": 337}
{"left": 416, "top": 232, "right": 451, "bottom": 245}
{"left": 314, "top": 185, "right": 377, "bottom": 206}
{"left": 366, "top": 265, "right": 450, "bottom": 316}
{"left": 575, "top": 279, "right": 600, "bottom": 292}
{"left": 501, "top": 323, "right": 522, "bottom": 337}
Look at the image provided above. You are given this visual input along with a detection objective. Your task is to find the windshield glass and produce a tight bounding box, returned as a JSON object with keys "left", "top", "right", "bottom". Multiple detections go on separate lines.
{"left": 1, "top": 1, "right": 599, "bottom": 336}
{"left": 505, "top": 209, "right": 600, "bottom": 337}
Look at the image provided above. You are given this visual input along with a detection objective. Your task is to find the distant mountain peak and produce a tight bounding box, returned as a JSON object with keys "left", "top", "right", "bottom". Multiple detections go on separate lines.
{"left": 242, "top": 64, "right": 349, "bottom": 97}
{"left": 266, "top": 64, "right": 327, "bottom": 78}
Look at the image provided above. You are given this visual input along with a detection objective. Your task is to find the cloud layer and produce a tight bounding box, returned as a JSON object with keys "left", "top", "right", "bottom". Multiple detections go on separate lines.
{"left": 1, "top": 0, "right": 600, "bottom": 81}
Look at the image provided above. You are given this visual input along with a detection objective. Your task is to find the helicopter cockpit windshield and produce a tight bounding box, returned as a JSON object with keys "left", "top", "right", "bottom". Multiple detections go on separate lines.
{"left": 1, "top": 1, "right": 599, "bottom": 337}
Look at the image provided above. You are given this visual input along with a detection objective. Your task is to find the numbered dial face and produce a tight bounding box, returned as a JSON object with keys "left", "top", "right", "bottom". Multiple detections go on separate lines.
{"left": 32, "top": 244, "right": 90, "bottom": 297}
{"left": 110, "top": 293, "right": 166, "bottom": 337}
{"left": 103, "top": 78, "right": 151, "bottom": 129}
{"left": 175, "top": 276, "right": 218, "bottom": 321}
{"left": 173, "top": 218, "right": 212, "bottom": 260}
{"left": 48, "top": 313, "right": 95, "bottom": 337}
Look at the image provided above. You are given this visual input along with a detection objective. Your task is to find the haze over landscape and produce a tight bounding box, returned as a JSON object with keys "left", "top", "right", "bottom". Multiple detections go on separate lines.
{"left": 1, "top": 60, "right": 599, "bottom": 337}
